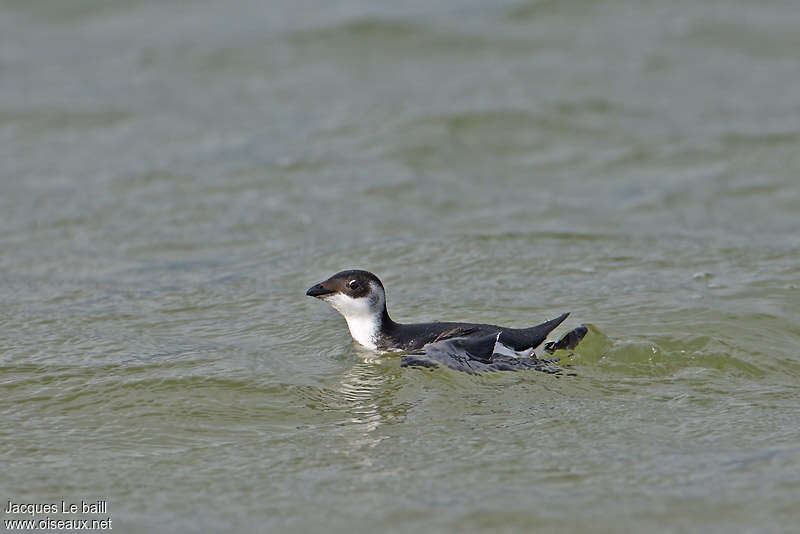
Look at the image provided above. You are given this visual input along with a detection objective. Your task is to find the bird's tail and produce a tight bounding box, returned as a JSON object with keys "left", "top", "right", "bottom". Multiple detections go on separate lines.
{"left": 498, "top": 312, "right": 570, "bottom": 351}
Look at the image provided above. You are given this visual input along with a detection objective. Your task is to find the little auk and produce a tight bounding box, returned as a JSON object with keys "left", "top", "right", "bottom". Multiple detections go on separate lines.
{"left": 306, "top": 269, "right": 586, "bottom": 372}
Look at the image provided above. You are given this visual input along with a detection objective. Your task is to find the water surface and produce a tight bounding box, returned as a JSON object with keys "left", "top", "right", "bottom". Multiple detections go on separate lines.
{"left": 1, "top": 0, "right": 799, "bottom": 532}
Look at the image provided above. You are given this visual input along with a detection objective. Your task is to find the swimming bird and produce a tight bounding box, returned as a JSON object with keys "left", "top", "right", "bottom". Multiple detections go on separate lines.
{"left": 305, "top": 269, "right": 584, "bottom": 362}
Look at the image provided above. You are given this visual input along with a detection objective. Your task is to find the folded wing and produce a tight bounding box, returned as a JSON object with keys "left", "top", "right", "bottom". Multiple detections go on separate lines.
{"left": 401, "top": 321, "right": 588, "bottom": 374}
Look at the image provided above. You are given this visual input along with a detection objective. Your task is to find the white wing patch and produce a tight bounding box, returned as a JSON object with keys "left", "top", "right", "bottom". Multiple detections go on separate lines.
{"left": 491, "top": 334, "right": 535, "bottom": 359}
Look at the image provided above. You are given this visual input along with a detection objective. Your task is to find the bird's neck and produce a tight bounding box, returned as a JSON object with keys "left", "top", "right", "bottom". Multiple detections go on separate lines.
{"left": 344, "top": 305, "right": 396, "bottom": 350}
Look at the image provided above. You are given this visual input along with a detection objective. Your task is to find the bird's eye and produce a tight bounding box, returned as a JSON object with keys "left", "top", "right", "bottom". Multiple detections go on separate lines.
{"left": 347, "top": 280, "right": 359, "bottom": 290}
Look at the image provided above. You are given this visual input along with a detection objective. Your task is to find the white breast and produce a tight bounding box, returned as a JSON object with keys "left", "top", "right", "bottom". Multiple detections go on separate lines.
{"left": 325, "top": 292, "right": 382, "bottom": 350}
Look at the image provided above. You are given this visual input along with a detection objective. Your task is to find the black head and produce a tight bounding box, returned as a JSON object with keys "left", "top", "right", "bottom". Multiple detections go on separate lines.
{"left": 305, "top": 269, "right": 385, "bottom": 300}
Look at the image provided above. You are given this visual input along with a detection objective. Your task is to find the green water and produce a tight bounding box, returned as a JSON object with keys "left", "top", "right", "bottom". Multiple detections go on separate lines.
{"left": 2, "top": 0, "right": 799, "bottom": 532}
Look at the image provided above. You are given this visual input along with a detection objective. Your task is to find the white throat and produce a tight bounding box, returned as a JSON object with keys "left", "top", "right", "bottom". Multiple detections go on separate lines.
{"left": 324, "top": 286, "right": 384, "bottom": 350}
